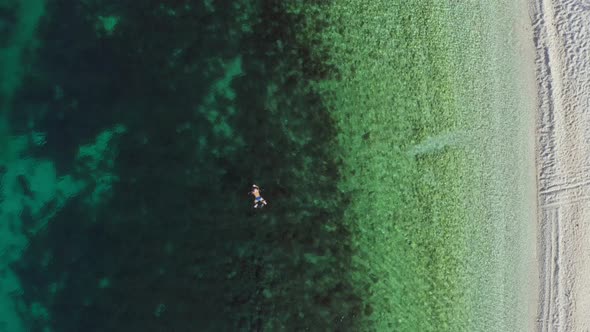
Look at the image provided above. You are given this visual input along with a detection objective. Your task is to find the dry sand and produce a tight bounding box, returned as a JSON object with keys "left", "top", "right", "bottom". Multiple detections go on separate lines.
{"left": 531, "top": 0, "right": 590, "bottom": 330}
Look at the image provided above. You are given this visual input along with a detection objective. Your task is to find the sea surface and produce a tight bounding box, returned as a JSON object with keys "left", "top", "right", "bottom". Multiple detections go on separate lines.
{"left": 0, "top": 1, "right": 536, "bottom": 331}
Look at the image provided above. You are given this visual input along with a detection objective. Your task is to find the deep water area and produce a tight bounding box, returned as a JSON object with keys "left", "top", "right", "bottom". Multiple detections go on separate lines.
{"left": 3, "top": 1, "right": 359, "bottom": 331}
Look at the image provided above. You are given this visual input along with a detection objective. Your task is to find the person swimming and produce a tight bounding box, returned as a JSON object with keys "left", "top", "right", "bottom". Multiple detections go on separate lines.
{"left": 249, "top": 184, "right": 268, "bottom": 208}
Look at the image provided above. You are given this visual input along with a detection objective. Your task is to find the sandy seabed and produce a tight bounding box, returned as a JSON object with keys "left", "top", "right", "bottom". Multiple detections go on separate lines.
{"left": 531, "top": 0, "right": 590, "bottom": 330}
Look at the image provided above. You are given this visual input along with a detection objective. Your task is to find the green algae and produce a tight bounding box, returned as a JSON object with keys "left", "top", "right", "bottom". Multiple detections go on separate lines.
{"left": 297, "top": 2, "right": 472, "bottom": 330}
{"left": 292, "top": 0, "right": 536, "bottom": 330}
{"left": 96, "top": 15, "right": 119, "bottom": 35}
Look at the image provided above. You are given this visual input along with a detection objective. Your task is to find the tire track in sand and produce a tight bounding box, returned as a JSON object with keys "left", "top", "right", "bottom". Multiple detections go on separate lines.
{"left": 537, "top": 208, "right": 563, "bottom": 332}
{"left": 532, "top": 0, "right": 590, "bottom": 330}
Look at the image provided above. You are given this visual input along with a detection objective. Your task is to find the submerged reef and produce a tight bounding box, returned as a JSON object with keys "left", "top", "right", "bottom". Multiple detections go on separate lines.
{"left": 10, "top": 1, "right": 361, "bottom": 331}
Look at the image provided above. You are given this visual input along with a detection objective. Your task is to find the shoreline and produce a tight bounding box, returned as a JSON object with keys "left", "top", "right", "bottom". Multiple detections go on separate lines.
{"left": 513, "top": 1, "right": 541, "bottom": 330}
{"left": 531, "top": 0, "right": 590, "bottom": 330}
{"left": 442, "top": 1, "right": 539, "bottom": 330}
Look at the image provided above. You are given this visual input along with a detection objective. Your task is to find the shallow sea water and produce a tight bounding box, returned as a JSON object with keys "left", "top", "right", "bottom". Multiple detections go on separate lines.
{"left": 311, "top": 0, "right": 537, "bottom": 331}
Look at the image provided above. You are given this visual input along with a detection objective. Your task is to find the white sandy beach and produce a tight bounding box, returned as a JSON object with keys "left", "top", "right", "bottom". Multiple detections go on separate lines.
{"left": 531, "top": 0, "right": 590, "bottom": 330}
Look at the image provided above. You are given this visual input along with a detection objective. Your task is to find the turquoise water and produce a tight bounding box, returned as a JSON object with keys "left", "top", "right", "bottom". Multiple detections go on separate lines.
{"left": 0, "top": 0, "right": 536, "bottom": 330}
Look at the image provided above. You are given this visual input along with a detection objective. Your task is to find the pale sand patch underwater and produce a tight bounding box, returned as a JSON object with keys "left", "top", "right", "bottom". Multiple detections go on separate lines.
{"left": 450, "top": 1, "right": 539, "bottom": 330}
{"left": 531, "top": 0, "right": 590, "bottom": 330}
